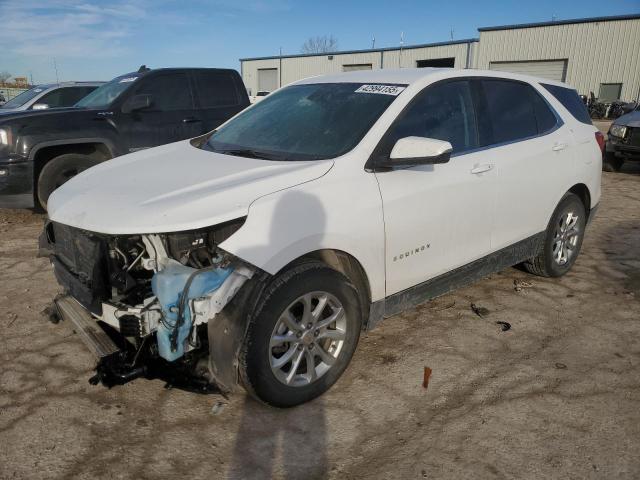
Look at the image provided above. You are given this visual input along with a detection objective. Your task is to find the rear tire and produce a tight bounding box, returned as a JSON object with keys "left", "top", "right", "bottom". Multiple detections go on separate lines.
{"left": 523, "top": 193, "right": 586, "bottom": 278}
{"left": 37, "top": 154, "right": 102, "bottom": 211}
{"left": 602, "top": 152, "right": 623, "bottom": 172}
{"left": 240, "top": 261, "right": 362, "bottom": 407}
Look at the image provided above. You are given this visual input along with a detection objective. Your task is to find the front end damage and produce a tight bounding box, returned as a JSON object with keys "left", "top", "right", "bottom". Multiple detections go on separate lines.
{"left": 39, "top": 219, "right": 259, "bottom": 393}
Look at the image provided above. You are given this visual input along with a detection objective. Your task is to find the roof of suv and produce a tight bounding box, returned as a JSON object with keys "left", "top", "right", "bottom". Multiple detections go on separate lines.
{"left": 295, "top": 68, "right": 569, "bottom": 89}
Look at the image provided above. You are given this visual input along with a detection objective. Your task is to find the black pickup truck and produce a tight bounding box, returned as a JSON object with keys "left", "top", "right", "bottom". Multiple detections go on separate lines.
{"left": 0, "top": 67, "right": 249, "bottom": 210}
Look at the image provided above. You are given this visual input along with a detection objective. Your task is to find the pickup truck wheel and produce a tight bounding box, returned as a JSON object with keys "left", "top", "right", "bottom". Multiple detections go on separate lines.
{"left": 37, "top": 154, "right": 101, "bottom": 210}
{"left": 523, "top": 193, "right": 586, "bottom": 278}
{"left": 240, "top": 261, "right": 361, "bottom": 407}
{"left": 602, "top": 152, "right": 623, "bottom": 172}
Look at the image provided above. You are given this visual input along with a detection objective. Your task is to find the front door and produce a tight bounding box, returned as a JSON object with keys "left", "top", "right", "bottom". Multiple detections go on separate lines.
{"left": 120, "top": 72, "right": 201, "bottom": 152}
{"left": 373, "top": 80, "right": 495, "bottom": 296}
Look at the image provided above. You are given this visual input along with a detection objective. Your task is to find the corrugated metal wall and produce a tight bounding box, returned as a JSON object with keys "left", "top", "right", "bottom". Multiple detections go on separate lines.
{"left": 241, "top": 17, "right": 640, "bottom": 102}
{"left": 241, "top": 42, "right": 473, "bottom": 95}
{"left": 476, "top": 18, "right": 640, "bottom": 100}
{"left": 382, "top": 43, "right": 471, "bottom": 69}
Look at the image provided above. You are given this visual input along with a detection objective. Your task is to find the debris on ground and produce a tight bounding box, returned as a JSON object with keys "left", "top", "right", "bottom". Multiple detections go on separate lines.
{"left": 496, "top": 321, "right": 511, "bottom": 332}
{"left": 514, "top": 279, "right": 533, "bottom": 292}
{"left": 211, "top": 401, "right": 227, "bottom": 415}
{"left": 470, "top": 303, "right": 490, "bottom": 318}
{"left": 41, "top": 304, "right": 60, "bottom": 324}
{"left": 555, "top": 363, "right": 568, "bottom": 370}
{"left": 422, "top": 367, "right": 432, "bottom": 389}
{"left": 6, "top": 312, "right": 18, "bottom": 328}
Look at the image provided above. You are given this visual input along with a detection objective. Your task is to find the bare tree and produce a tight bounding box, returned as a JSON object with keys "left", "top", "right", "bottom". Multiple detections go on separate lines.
{"left": 0, "top": 71, "right": 12, "bottom": 84}
{"left": 301, "top": 35, "right": 338, "bottom": 54}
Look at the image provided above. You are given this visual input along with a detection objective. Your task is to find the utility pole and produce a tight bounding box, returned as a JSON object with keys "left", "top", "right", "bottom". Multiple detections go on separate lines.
{"left": 399, "top": 32, "right": 404, "bottom": 68}
{"left": 53, "top": 58, "right": 59, "bottom": 84}
{"left": 450, "top": 27, "right": 454, "bottom": 41}
{"left": 372, "top": 36, "right": 375, "bottom": 49}
{"left": 279, "top": 47, "right": 282, "bottom": 89}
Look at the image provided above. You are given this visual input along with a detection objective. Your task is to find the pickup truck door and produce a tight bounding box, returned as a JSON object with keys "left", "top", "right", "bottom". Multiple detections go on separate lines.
{"left": 190, "top": 70, "right": 249, "bottom": 133}
{"left": 119, "top": 72, "right": 202, "bottom": 152}
{"left": 373, "top": 80, "right": 495, "bottom": 296}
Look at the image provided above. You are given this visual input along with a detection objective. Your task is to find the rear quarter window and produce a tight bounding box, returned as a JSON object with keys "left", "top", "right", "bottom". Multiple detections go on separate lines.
{"left": 541, "top": 83, "right": 592, "bottom": 125}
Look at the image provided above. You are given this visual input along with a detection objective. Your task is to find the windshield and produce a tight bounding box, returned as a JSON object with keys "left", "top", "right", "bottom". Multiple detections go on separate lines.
{"left": 205, "top": 82, "right": 405, "bottom": 160}
{"left": 1, "top": 86, "right": 46, "bottom": 109}
{"left": 75, "top": 74, "right": 140, "bottom": 109}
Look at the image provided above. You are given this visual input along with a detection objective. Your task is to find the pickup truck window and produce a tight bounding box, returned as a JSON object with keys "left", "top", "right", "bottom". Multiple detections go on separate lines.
{"left": 133, "top": 73, "right": 193, "bottom": 111}
{"left": 206, "top": 82, "right": 403, "bottom": 160}
{"left": 193, "top": 71, "right": 239, "bottom": 108}
{"left": 76, "top": 75, "right": 140, "bottom": 109}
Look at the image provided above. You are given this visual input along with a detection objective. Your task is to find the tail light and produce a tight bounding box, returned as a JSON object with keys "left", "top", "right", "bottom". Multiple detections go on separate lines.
{"left": 595, "top": 131, "right": 605, "bottom": 153}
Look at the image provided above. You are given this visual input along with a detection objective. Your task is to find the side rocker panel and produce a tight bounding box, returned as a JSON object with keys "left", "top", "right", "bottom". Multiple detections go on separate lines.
{"left": 366, "top": 232, "right": 546, "bottom": 329}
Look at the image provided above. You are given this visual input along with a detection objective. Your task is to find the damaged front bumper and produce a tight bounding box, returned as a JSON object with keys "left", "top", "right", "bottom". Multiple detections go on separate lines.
{"left": 41, "top": 220, "right": 257, "bottom": 392}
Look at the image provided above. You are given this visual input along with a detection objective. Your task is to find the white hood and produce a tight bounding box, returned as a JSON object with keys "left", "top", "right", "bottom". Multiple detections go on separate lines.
{"left": 47, "top": 140, "right": 333, "bottom": 234}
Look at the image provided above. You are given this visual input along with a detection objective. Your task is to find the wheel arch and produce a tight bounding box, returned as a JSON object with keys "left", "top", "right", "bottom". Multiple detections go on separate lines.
{"left": 567, "top": 183, "right": 591, "bottom": 218}
{"left": 31, "top": 139, "right": 116, "bottom": 193}
{"left": 277, "top": 249, "right": 373, "bottom": 327}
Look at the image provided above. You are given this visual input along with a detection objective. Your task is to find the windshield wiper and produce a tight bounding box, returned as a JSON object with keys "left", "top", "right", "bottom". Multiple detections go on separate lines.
{"left": 217, "top": 148, "right": 284, "bottom": 160}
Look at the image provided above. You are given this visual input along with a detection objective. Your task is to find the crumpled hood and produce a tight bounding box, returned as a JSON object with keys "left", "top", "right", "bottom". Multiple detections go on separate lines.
{"left": 48, "top": 140, "right": 333, "bottom": 234}
{"left": 614, "top": 109, "right": 640, "bottom": 128}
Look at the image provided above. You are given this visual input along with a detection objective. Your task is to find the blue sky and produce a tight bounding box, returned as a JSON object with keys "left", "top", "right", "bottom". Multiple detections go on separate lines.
{"left": 0, "top": 0, "right": 638, "bottom": 84}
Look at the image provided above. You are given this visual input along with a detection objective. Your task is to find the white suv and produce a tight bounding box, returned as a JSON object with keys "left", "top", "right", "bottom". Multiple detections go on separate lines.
{"left": 43, "top": 69, "right": 602, "bottom": 407}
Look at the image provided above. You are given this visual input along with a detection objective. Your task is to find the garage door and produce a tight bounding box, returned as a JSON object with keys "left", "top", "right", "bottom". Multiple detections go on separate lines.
{"left": 342, "top": 64, "right": 373, "bottom": 72}
{"left": 258, "top": 68, "right": 278, "bottom": 93}
{"left": 489, "top": 60, "right": 567, "bottom": 82}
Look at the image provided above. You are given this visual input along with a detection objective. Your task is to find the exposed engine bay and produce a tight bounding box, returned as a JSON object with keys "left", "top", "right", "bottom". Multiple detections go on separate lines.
{"left": 40, "top": 218, "right": 256, "bottom": 391}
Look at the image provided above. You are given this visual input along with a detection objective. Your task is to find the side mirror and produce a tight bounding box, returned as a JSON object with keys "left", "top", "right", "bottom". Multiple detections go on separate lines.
{"left": 32, "top": 103, "right": 49, "bottom": 110}
{"left": 382, "top": 136, "right": 453, "bottom": 167}
{"left": 121, "top": 94, "right": 152, "bottom": 114}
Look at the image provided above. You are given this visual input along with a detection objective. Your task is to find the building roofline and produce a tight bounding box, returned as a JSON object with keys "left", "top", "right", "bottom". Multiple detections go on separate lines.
{"left": 239, "top": 38, "right": 479, "bottom": 62}
{"left": 478, "top": 13, "right": 640, "bottom": 32}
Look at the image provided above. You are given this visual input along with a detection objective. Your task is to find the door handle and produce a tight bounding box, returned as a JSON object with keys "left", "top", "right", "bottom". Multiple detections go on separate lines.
{"left": 182, "top": 117, "right": 201, "bottom": 123}
{"left": 470, "top": 164, "right": 493, "bottom": 174}
{"left": 552, "top": 142, "right": 569, "bottom": 151}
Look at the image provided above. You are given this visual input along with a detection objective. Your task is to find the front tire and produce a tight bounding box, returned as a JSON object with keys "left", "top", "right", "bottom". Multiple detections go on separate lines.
{"left": 37, "top": 154, "right": 102, "bottom": 211}
{"left": 240, "top": 261, "right": 362, "bottom": 407}
{"left": 523, "top": 193, "right": 586, "bottom": 277}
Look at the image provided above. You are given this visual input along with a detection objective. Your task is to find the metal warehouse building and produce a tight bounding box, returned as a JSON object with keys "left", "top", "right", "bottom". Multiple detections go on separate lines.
{"left": 240, "top": 13, "right": 640, "bottom": 102}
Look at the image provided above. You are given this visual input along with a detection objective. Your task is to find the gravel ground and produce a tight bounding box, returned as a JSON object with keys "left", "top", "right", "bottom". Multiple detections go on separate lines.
{"left": 1, "top": 165, "right": 639, "bottom": 480}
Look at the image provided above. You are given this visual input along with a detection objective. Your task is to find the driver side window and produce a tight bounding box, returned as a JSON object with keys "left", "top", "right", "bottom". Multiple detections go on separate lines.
{"left": 384, "top": 80, "right": 479, "bottom": 156}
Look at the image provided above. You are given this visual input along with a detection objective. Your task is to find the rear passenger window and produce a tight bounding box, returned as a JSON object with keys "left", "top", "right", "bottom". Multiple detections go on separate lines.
{"left": 541, "top": 83, "right": 592, "bottom": 125}
{"left": 192, "top": 71, "right": 239, "bottom": 108}
{"left": 383, "top": 80, "right": 479, "bottom": 154}
{"left": 134, "top": 73, "right": 193, "bottom": 111}
{"left": 481, "top": 80, "right": 538, "bottom": 144}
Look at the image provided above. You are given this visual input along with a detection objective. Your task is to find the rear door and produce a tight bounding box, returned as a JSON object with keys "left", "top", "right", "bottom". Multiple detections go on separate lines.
{"left": 190, "top": 70, "right": 248, "bottom": 133}
{"left": 475, "top": 78, "right": 574, "bottom": 249}
{"left": 374, "top": 79, "right": 495, "bottom": 296}
{"left": 121, "top": 71, "right": 199, "bottom": 151}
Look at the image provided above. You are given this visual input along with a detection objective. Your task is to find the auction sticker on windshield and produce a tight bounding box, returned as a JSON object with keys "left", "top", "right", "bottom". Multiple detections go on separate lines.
{"left": 355, "top": 84, "right": 406, "bottom": 96}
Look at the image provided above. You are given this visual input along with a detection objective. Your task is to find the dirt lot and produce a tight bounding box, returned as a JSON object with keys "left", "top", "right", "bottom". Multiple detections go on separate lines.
{"left": 1, "top": 165, "right": 639, "bottom": 480}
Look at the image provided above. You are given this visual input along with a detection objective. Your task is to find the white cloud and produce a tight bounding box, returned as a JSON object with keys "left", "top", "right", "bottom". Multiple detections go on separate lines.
{"left": 0, "top": 0, "right": 148, "bottom": 58}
